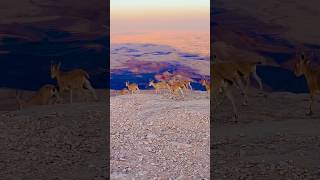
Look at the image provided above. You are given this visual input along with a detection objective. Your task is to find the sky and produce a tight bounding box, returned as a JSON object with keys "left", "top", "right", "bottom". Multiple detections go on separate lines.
{"left": 111, "top": 0, "right": 210, "bottom": 55}
{"left": 111, "top": 0, "right": 209, "bottom": 33}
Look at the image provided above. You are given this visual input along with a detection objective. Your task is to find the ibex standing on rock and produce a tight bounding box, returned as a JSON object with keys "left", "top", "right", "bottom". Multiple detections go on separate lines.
{"left": 200, "top": 79, "right": 210, "bottom": 97}
{"left": 149, "top": 80, "right": 170, "bottom": 94}
{"left": 50, "top": 62, "right": 98, "bottom": 103}
{"left": 294, "top": 53, "right": 320, "bottom": 116}
{"left": 167, "top": 81, "right": 184, "bottom": 97}
{"left": 125, "top": 81, "right": 140, "bottom": 94}
{"left": 211, "top": 53, "right": 252, "bottom": 122}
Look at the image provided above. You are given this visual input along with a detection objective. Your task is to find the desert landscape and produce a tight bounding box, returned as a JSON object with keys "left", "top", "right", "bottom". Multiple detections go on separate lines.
{"left": 0, "top": 0, "right": 109, "bottom": 178}
{"left": 110, "top": 0, "right": 210, "bottom": 178}
{"left": 109, "top": 42, "right": 211, "bottom": 178}
{"left": 212, "top": 0, "right": 320, "bottom": 179}
{"left": 6, "top": 0, "right": 320, "bottom": 178}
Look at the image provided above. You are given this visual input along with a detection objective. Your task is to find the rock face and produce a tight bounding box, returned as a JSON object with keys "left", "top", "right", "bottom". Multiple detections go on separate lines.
{"left": 212, "top": 0, "right": 320, "bottom": 93}
{"left": 214, "top": 0, "right": 320, "bottom": 45}
{"left": 0, "top": 0, "right": 109, "bottom": 90}
{"left": 0, "top": 0, "right": 108, "bottom": 38}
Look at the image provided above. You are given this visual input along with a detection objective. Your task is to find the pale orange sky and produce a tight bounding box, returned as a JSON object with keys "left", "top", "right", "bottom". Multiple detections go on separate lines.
{"left": 111, "top": 0, "right": 210, "bottom": 55}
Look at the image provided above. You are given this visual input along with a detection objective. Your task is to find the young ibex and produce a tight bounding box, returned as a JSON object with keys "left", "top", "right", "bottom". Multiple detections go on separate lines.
{"left": 170, "top": 75, "right": 194, "bottom": 92}
{"left": 200, "top": 79, "right": 210, "bottom": 91}
{"left": 294, "top": 53, "right": 320, "bottom": 115}
{"left": 50, "top": 62, "right": 97, "bottom": 103}
{"left": 119, "top": 88, "right": 129, "bottom": 95}
{"left": 125, "top": 81, "right": 140, "bottom": 94}
{"left": 16, "top": 84, "right": 61, "bottom": 109}
{"left": 180, "top": 79, "right": 193, "bottom": 91}
{"left": 212, "top": 60, "right": 251, "bottom": 122}
{"left": 167, "top": 81, "right": 184, "bottom": 97}
{"left": 212, "top": 54, "right": 260, "bottom": 106}
{"left": 213, "top": 44, "right": 277, "bottom": 94}
{"left": 200, "top": 79, "right": 210, "bottom": 97}
{"left": 149, "top": 80, "right": 170, "bottom": 94}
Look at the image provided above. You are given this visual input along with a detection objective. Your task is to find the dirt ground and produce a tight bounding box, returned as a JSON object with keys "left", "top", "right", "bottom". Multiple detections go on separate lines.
{"left": 110, "top": 91, "right": 210, "bottom": 179}
{"left": 212, "top": 88, "right": 320, "bottom": 179}
{"left": 0, "top": 90, "right": 108, "bottom": 179}
{"left": 3, "top": 86, "right": 319, "bottom": 179}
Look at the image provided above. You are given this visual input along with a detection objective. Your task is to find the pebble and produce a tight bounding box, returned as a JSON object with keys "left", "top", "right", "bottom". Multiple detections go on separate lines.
{"left": 111, "top": 92, "right": 210, "bottom": 178}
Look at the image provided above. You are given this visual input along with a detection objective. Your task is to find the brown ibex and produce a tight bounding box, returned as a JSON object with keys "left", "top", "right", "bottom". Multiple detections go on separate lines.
{"left": 125, "top": 81, "right": 140, "bottom": 94}
{"left": 16, "top": 84, "right": 61, "bottom": 109}
{"left": 294, "top": 52, "right": 320, "bottom": 116}
{"left": 50, "top": 62, "right": 97, "bottom": 103}
{"left": 149, "top": 80, "right": 170, "bottom": 94}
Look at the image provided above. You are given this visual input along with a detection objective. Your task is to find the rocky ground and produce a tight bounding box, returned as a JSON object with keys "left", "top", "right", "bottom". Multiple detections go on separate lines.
{"left": 3, "top": 86, "right": 319, "bottom": 179}
{"left": 110, "top": 91, "right": 210, "bottom": 179}
{"left": 0, "top": 90, "right": 108, "bottom": 179}
{"left": 213, "top": 88, "right": 320, "bottom": 179}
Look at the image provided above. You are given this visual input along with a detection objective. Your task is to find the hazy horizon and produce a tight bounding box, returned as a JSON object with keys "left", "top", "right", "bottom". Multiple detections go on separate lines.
{"left": 111, "top": 0, "right": 210, "bottom": 56}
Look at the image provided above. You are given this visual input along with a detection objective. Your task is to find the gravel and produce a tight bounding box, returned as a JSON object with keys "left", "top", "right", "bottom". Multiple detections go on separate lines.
{"left": 213, "top": 88, "right": 320, "bottom": 179}
{"left": 111, "top": 91, "right": 210, "bottom": 179}
{"left": 0, "top": 92, "right": 108, "bottom": 179}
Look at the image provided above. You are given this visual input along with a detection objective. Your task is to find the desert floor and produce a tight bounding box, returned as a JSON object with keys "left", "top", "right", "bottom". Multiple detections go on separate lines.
{"left": 213, "top": 88, "right": 320, "bottom": 179}
{"left": 2, "top": 87, "right": 319, "bottom": 179}
{"left": 110, "top": 90, "right": 210, "bottom": 179}
{"left": 0, "top": 89, "right": 108, "bottom": 179}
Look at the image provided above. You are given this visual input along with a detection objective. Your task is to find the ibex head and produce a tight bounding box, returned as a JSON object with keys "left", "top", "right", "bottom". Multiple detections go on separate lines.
{"left": 41, "top": 84, "right": 59, "bottom": 97}
{"left": 200, "top": 79, "right": 207, "bottom": 85}
{"left": 50, "top": 62, "right": 61, "bottom": 79}
{"left": 294, "top": 52, "right": 310, "bottom": 77}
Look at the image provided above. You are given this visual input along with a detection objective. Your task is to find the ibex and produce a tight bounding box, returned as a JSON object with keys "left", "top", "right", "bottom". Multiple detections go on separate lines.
{"left": 148, "top": 80, "right": 170, "bottom": 94}
{"left": 234, "top": 61, "right": 263, "bottom": 91}
{"left": 50, "top": 62, "right": 97, "bottom": 103}
{"left": 166, "top": 80, "right": 184, "bottom": 97}
{"left": 180, "top": 79, "right": 193, "bottom": 91}
{"left": 170, "top": 75, "right": 194, "bottom": 91}
{"left": 212, "top": 60, "right": 251, "bottom": 122}
{"left": 125, "top": 81, "right": 140, "bottom": 94}
{"left": 212, "top": 54, "right": 257, "bottom": 106}
{"left": 119, "top": 88, "right": 129, "bottom": 95}
{"left": 200, "top": 79, "right": 210, "bottom": 97}
{"left": 294, "top": 53, "right": 320, "bottom": 116}
{"left": 212, "top": 44, "right": 278, "bottom": 94}
{"left": 16, "top": 84, "right": 61, "bottom": 109}
{"left": 200, "top": 79, "right": 210, "bottom": 91}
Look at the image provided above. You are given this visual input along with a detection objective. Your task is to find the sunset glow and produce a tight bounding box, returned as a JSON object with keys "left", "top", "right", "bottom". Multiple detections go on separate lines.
{"left": 111, "top": 0, "right": 210, "bottom": 55}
